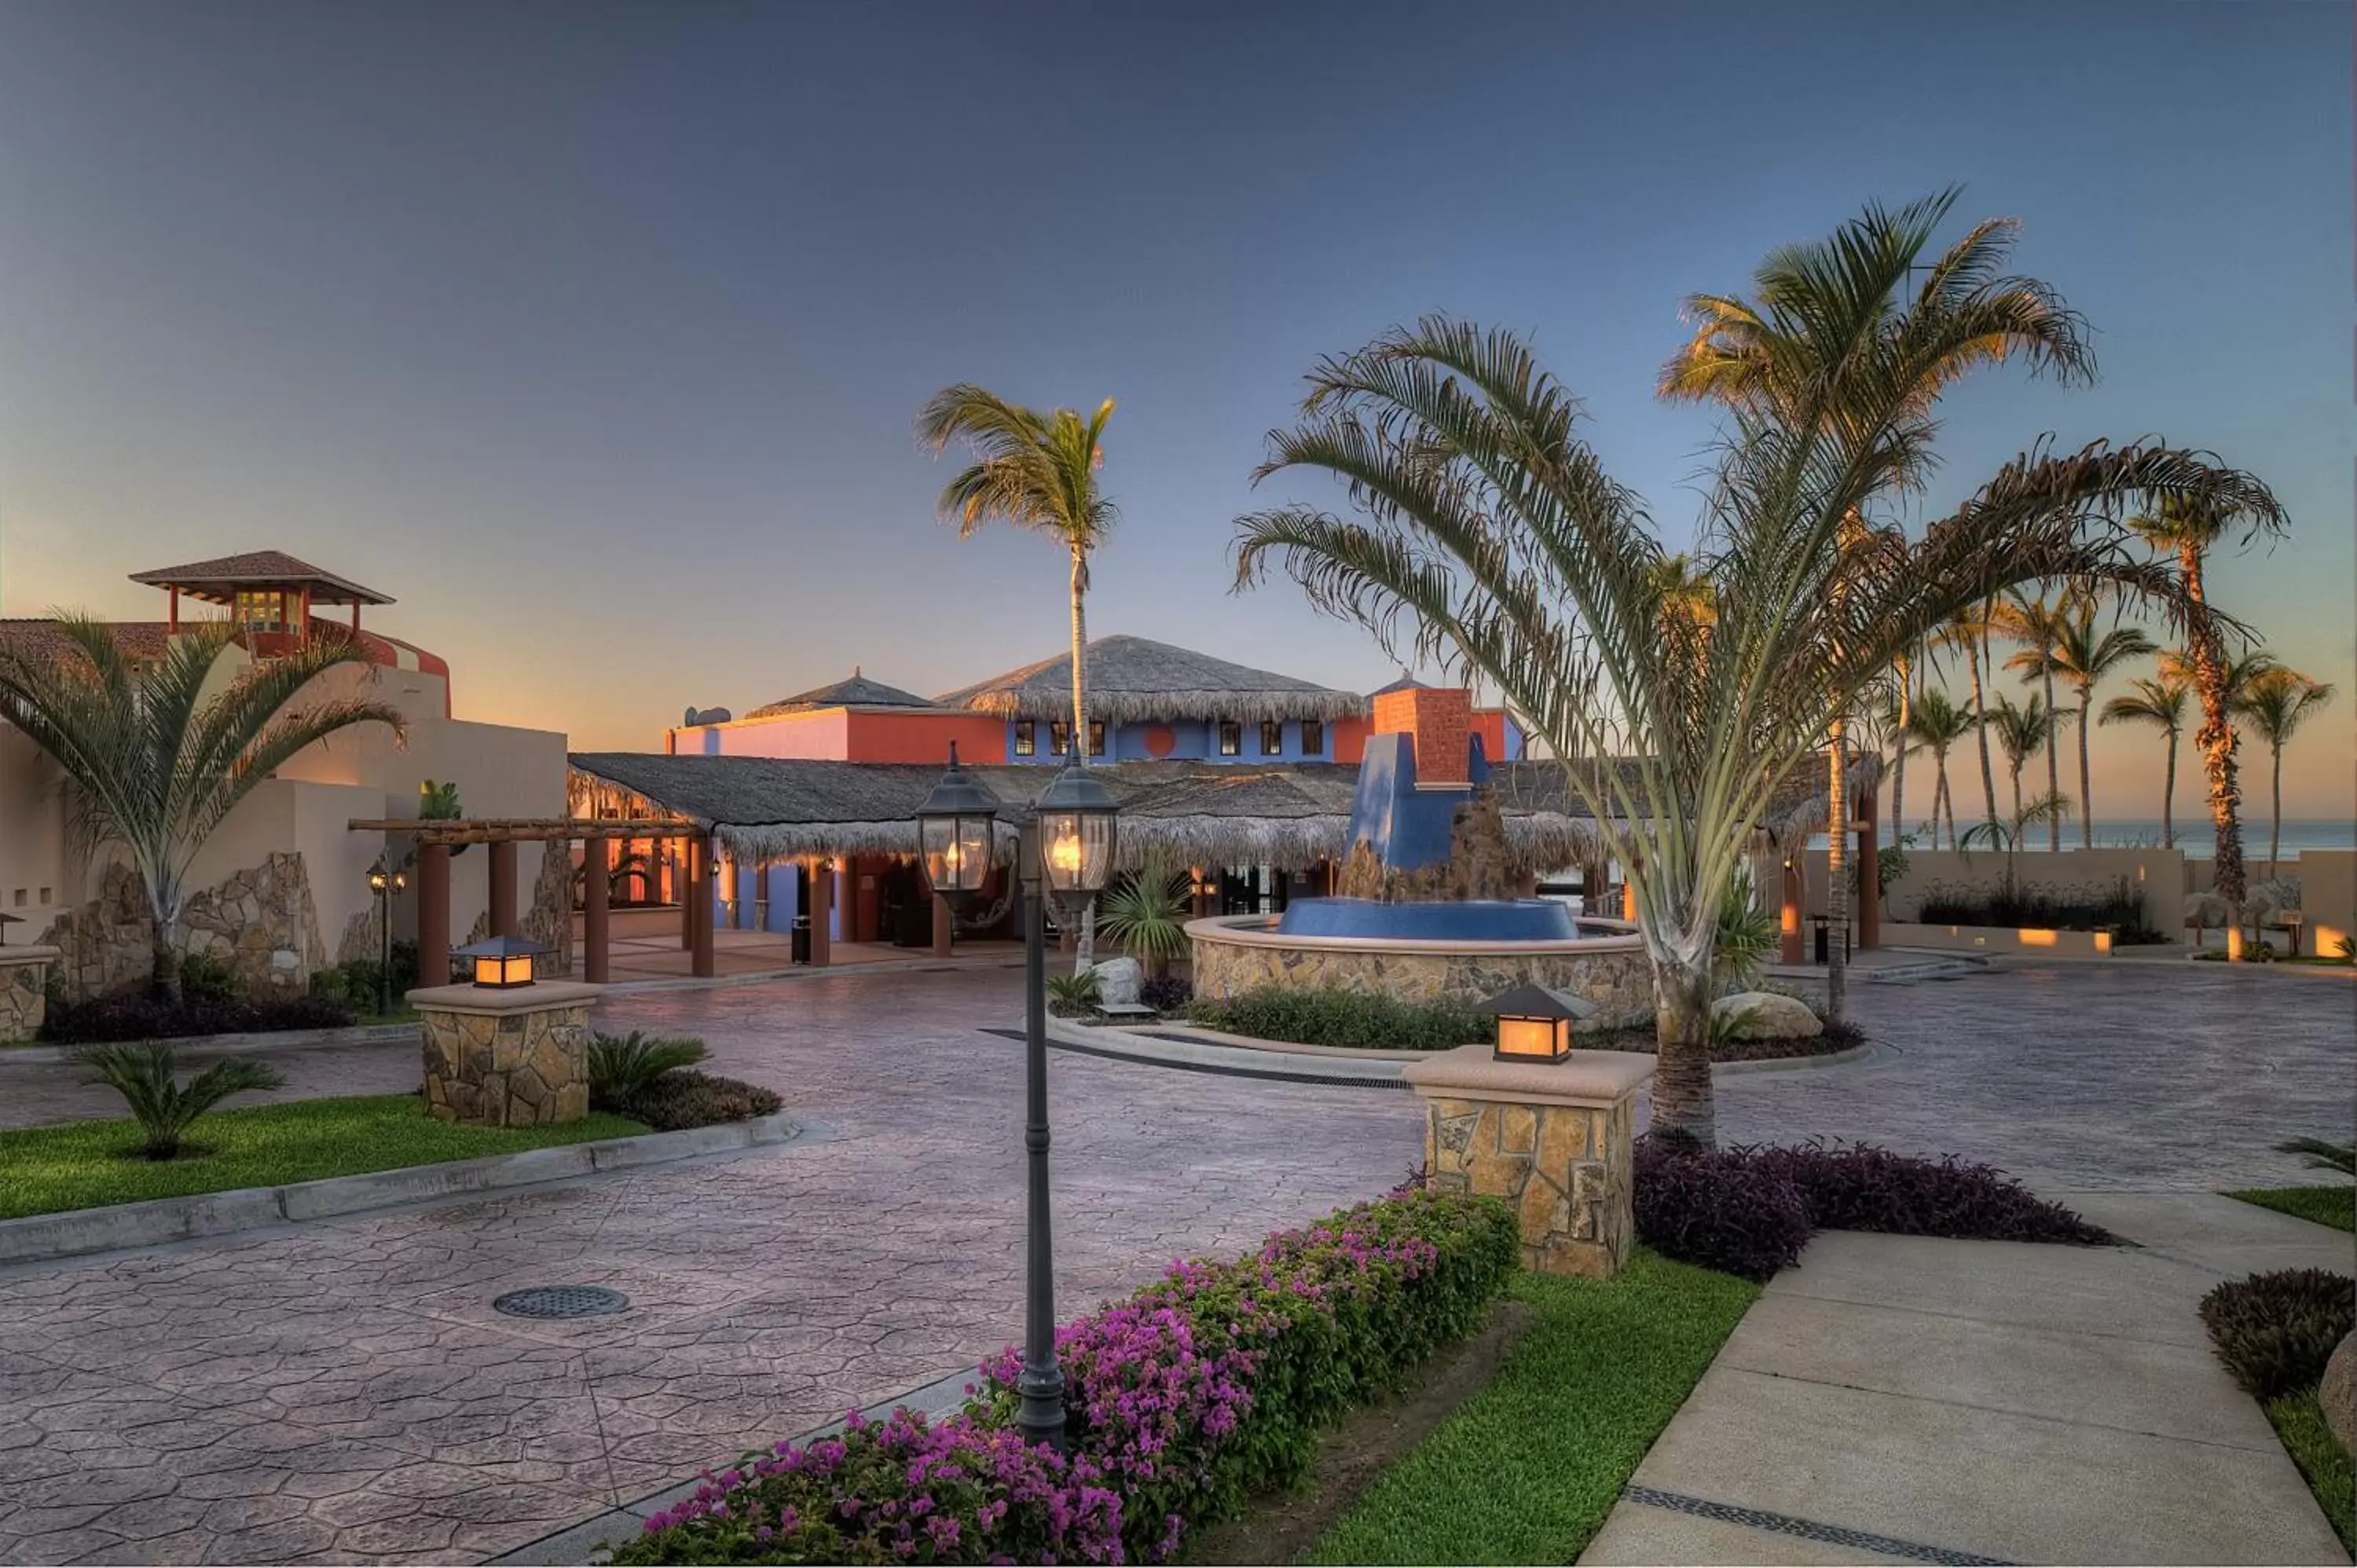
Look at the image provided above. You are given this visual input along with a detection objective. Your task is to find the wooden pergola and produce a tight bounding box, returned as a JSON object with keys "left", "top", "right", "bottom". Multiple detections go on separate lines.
{"left": 345, "top": 815, "right": 782, "bottom": 984}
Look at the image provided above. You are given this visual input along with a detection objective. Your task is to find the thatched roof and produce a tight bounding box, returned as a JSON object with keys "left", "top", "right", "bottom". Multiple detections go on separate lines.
{"left": 933, "top": 636, "right": 1362, "bottom": 725}
{"left": 748, "top": 668, "right": 937, "bottom": 719}
{"left": 566, "top": 750, "right": 1879, "bottom": 873}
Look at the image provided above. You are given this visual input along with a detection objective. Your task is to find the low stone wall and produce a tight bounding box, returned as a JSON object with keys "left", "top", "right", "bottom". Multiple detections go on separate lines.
{"left": 411, "top": 981, "right": 598, "bottom": 1127}
{"left": 0, "top": 948, "right": 56, "bottom": 1042}
{"left": 1188, "top": 916, "right": 1655, "bottom": 1026}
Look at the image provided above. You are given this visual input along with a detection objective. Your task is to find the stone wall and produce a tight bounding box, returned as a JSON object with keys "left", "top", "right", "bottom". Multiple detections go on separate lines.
{"left": 418, "top": 998, "right": 591, "bottom": 1127}
{"left": 522, "top": 842, "right": 575, "bottom": 978}
{"left": 1422, "top": 1091, "right": 1635, "bottom": 1277}
{"left": 38, "top": 852, "right": 328, "bottom": 1001}
{"left": 0, "top": 951, "right": 53, "bottom": 1042}
{"left": 1191, "top": 920, "right": 1656, "bottom": 1027}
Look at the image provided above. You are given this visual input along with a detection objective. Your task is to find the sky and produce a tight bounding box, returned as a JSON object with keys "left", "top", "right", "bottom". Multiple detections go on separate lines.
{"left": 1, "top": 0, "right": 2350, "bottom": 822}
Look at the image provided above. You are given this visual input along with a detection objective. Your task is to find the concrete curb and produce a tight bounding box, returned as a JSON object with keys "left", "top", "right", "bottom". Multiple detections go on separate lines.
{"left": 1710, "top": 1039, "right": 1884, "bottom": 1075}
{"left": 1042, "top": 1016, "right": 1413, "bottom": 1084}
{"left": 599, "top": 954, "right": 1026, "bottom": 995}
{"left": 0, "top": 1112, "right": 805, "bottom": 1267}
{"left": 0, "top": 1019, "right": 420, "bottom": 1067}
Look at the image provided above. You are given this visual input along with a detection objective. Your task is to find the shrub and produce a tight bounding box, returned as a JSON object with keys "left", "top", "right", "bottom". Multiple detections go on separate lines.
{"left": 178, "top": 951, "right": 244, "bottom": 1005}
{"left": 617, "top": 1070, "right": 781, "bottom": 1131}
{"left": 1178, "top": 986, "right": 1490, "bottom": 1050}
{"left": 2199, "top": 1269, "right": 2355, "bottom": 1400}
{"left": 1097, "top": 854, "right": 1193, "bottom": 976}
{"left": 591, "top": 1030, "right": 713, "bottom": 1107}
{"left": 1138, "top": 973, "right": 1193, "bottom": 1013}
{"left": 75, "top": 1042, "right": 286, "bottom": 1159}
{"left": 1047, "top": 969, "right": 1103, "bottom": 1016}
{"left": 309, "top": 941, "right": 420, "bottom": 1013}
{"left": 41, "top": 990, "right": 355, "bottom": 1045}
{"left": 1633, "top": 1135, "right": 2112, "bottom": 1281}
{"left": 613, "top": 1187, "right": 1519, "bottom": 1565}
{"left": 1915, "top": 875, "right": 2165, "bottom": 941}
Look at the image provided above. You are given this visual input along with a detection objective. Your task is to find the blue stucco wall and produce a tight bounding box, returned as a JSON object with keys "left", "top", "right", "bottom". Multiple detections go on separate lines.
{"left": 1006, "top": 716, "right": 1333, "bottom": 764}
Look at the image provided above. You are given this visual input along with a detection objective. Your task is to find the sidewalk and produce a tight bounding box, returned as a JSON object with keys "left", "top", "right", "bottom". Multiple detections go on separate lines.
{"left": 1582, "top": 1193, "right": 2352, "bottom": 1565}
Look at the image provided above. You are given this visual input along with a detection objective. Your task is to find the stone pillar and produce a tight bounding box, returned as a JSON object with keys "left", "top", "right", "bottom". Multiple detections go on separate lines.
{"left": 1403, "top": 1046, "right": 1652, "bottom": 1279}
{"left": 418, "top": 843, "right": 451, "bottom": 987}
{"left": 583, "top": 837, "right": 610, "bottom": 984}
{"left": 488, "top": 840, "right": 519, "bottom": 938}
{"left": 409, "top": 979, "right": 600, "bottom": 1126}
{"left": 1779, "top": 855, "right": 1805, "bottom": 966}
{"left": 0, "top": 947, "right": 60, "bottom": 1042}
{"left": 1856, "top": 787, "right": 1882, "bottom": 952}
{"left": 807, "top": 858, "right": 832, "bottom": 967}
{"left": 689, "top": 838, "right": 716, "bottom": 979}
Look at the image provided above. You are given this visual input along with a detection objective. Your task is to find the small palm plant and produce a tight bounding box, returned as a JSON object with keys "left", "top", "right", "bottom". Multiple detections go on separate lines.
{"left": 77, "top": 1043, "right": 285, "bottom": 1160}
{"left": 1095, "top": 852, "right": 1193, "bottom": 977}
{"left": 2274, "top": 1138, "right": 2355, "bottom": 1178}
{"left": 1045, "top": 969, "right": 1103, "bottom": 1013}
{"left": 588, "top": 1031, "right": 710, "bottom": 1108}
{"left": 1712, "top": 877, "right": 1778, "bottom": 991}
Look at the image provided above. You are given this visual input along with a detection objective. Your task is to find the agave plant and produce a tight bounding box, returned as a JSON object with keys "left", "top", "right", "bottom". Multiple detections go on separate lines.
{"left": 588, "top": 1031, "right": 711, "bottom": 1108}
{"left": 77, "top": 1042, "right": 285, "bottom": 1160}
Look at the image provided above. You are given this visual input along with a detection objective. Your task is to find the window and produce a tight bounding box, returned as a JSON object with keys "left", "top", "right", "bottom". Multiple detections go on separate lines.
{"left": 1049, "top": 720, "right": 1069, "bottom": 757}
{"left": 1301, "top": 720, "right": 1324, "bottom": 757}
{"left": 1217, "top": 720, "right": 1241, "bottom": 757}
{"left": 1014, "top": 720, "right": 1036, "bottom": 757}
{"left": 233, "top": 589, "right": 286, "bottom": 631}
{"left": 1088, "top": 720, "right": 1107, "bottom": 757}
{"left": 1259, "top": 720, "right": 1284, "bottom": 756}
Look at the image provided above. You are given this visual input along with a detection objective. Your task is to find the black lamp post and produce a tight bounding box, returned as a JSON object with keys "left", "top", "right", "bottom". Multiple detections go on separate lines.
{"left": 367, "top": 862, "right": 409, "bottom": 1014}
{"left": 916, "top": 739, "right": 1116, "bottom": 1453}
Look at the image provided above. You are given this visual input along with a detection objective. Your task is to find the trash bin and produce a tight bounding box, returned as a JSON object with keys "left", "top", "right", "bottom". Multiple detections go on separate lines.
{"left": 790, "top": 917, "right": 812, "bottom": 965}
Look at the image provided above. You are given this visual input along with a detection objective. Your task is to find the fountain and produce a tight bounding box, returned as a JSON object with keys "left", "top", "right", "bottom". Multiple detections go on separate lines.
{"left": 1186, "top": 686, "right": 1652, "bottom": 1022}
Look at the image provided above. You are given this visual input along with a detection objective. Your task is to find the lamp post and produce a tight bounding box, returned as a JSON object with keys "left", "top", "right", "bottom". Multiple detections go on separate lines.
{"left": 366, "top": 862, "right": 409, "bottom": 1015}
{"left": 917, "top": 741, "right": 1116, "bottom": 1453}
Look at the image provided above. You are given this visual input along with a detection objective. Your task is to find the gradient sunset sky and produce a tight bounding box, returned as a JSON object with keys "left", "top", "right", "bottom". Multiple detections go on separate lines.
{"left": 2, "top": 1, "right": 2349, "bottom": 820}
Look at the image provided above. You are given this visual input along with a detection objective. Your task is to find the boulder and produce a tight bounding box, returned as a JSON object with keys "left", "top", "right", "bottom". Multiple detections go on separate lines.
{"left": 1083, "top": 956, "right": 1142, "bottom": 1008}
{"left": 2323, "top": 1331, "right": 2355, "bottom": 1456}
{"left": 1711, "top": 991, "right": 1823, "bottom": 1042}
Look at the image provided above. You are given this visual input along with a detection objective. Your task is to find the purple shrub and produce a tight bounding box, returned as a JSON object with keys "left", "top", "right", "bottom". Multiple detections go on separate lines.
{"left": 1633, "top": 1135, "right": 1811, "bottom": 1282}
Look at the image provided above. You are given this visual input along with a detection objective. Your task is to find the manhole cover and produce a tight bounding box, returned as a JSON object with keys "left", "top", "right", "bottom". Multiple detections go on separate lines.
{"left": 492, "top": 1286, "right": 631, "bottom": 1320}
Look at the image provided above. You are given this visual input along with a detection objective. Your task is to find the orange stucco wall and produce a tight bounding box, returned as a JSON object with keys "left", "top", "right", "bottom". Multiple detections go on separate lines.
{"left": 845, "top": 711, "right": 1010, "bottom": 764}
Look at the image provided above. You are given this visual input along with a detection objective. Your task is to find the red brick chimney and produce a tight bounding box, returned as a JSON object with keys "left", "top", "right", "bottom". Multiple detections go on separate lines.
{"left": 1371, "top": 685, "right": 1473, "bottom": 787}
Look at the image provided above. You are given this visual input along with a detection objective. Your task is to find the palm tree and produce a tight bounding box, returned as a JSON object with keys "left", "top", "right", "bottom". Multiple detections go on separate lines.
{"left": 1935, "top": 603, "right": 2003, "bottom": 827}
{"left": 1904, "top": 688, "right": 1978, "bottom": 848}
{"left": 1978, "top": 694, "right": 2069, "bottom": 897}
{"left": 0, "top": 617, "right": 404, "bottom": 1001}
{"left": 917, "top": 384, "right": 1118, "bottom": 962}
{"left": 2232, "top": 666, "right": 2335, "bottom": 871}
{"left": 2131, "top": 495, "right": 2287, "bottom": 959}
{"left": 1995, "top": 590, "right": 2069, "bottom": 852}
{"left": 2043, "top": 599, "right": 2154, "bottom": 846}
{"left": 1233, "top": 202, "right": 2271, "bottom": 1144}
{"left": 2099, "top": 674, "right": 2190, "bottom": 847}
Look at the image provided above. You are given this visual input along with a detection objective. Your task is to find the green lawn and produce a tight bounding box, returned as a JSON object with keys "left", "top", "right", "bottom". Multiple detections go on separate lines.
{"left": 1305, "top": 1250, "right": 1758, "bottom": 1565}
{"left": 2267, "top": 1390, "right": 2355, "bottom": 1555}
{"left": 0, "top": 1095, "right": 646, "bottom": 1219}
{"left": 2226, "top": 1186, "right": 2356, "bottom": 1233}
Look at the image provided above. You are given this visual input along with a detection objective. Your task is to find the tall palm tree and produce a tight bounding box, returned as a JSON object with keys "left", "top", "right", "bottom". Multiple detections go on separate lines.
{"left": 1935, "top": 603, "right": 2003, "bottom": 827}
{"left": 1233, "top": 206, "right": 2269, "bottom": 1144}
{"left": 0, "top": 617, "right": 404, "bottom": 1001}
{"left": 2043, "top": 599, "right": 2155, "bottom": 846}
{"left": 917, "top": 384, "right": 1118, "bottom": 962}
{"left": 2131, "top": 495, "right": 2288, "bottom": 958}
{"left": 2232, "top": 666, "right": 2335, "bottom": 871}
{"left": 1995, "top": 590, "right": 2069, "bottom": 852}
{"left": 1904, "top": 688, "right": 1978, "bottom": 848}
{"left": 2099, "top": 674, "right": 2190, "bottom": 847}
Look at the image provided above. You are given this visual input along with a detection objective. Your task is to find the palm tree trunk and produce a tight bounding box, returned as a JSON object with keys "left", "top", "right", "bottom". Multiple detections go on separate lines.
{"left": 1069, "top": 546, "right": 1098, "bottom": 971}
{"left": 149, "top": 908, "right": 182, "bottom": 1003}
{"left": 2006, "top": 761, "right": 2024, "bottom": 898}
{"left": 2161, "top": 727, "right": 2177, "bottom": 849}
{"left": 1826, "top": 725, "right": 1849, "bottom": 1024}
{"left": 2042, "top": 665, "right": 2061, "bottom": 852}
{"left": 1967, "top": 634, "right": 1999, "bottom": 827}
{"left": 1891, "top": 658, "right": 1912, "bottom": 845}
{"left": 1648, "top": 947, "right": 1717, "bottom": 1149}
{"left": 2077, "top": 688, "right": 2095, "bottom": 849}
{"left": 2268, "top": 743, "right": 2283, "bottom": 870}
{"left": 2182, "top": 545, "right": 2247, "bottom": 959}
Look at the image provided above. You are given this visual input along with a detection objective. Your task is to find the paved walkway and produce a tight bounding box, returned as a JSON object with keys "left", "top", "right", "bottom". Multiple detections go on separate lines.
{"left": 1583, "top": 1192, "right": 2354, "bottom": 1565}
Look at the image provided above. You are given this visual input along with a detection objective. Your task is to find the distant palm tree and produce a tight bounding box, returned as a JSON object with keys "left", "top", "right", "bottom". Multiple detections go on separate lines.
{"left": 2131, "top": 494, "right": 2288, "bottom": 959}
{"left": 1974, "top": 694, "right": 2071, "bottom": 898}
{"left": 918, "top": 384, "right": 1118, "bottom": 965}
{"left": 1904, "top": 689, "right": 1978, "bottom": 849}
{"left": 1996, "top": 590, "right": 2068, "bottom": 852}
{"left": 2232, "top": 666, "right": 2335, "bottom": 870}
{"left": 2100, "top": 674, "right": 2190, "bottom": 847}
{"left": 0, "top": 617, "right": 403, "bottom": 1001}
{"left": 1935, "top": 604, "right": 2003, "bottom": 828}
{"left": 2043, "top": 599, "right": 2155, "bottom": 846}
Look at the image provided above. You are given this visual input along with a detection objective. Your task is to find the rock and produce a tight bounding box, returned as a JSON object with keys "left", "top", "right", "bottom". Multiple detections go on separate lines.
{"left": 1711, "top": 991, "right": 1823, "bottom": 1041}
{"left": 2323, "top": 1332, "right": 2355, "bottom": 1456}
{"left": 1083, "top": 956, "right": 1142, "bottom": 1008}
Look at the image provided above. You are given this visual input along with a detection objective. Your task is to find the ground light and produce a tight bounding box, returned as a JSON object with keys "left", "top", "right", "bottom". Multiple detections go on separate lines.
{"left": 917, "top": 741, "right": 1117, "bottom": 1452}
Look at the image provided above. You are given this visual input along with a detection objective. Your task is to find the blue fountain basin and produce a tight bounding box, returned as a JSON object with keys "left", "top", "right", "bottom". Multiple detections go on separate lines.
{"left": 1274, "top": 897, "right": 1582, "bottom": 943}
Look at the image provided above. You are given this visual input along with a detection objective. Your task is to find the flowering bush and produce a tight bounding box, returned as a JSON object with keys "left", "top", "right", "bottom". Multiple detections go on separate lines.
{"left": 614, "top": 1187, "right": 1518, "bottom": 1565}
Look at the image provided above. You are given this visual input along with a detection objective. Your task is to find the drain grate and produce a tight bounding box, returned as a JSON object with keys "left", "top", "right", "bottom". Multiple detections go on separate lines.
{"left": 492, "top": 1285, "right": 631, "bottom": 1320}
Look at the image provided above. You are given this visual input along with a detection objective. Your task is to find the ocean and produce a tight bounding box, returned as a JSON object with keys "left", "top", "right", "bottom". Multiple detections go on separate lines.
{"left": 1865, "top": 818, "right": 2355, "bottom": 858}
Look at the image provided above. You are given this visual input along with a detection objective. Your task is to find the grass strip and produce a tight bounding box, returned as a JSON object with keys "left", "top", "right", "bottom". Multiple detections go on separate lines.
{"left": 2226, "top": 1185, "right": 2356, "bottom": 1233}
{"left": 2265, "top": 1390, "right": 2355, "bottom": 1555}
{"left": 0, "top": 1094, "right": 646, "bottom": 1218}
{"left": 1303, "top": 1249, "right": 1758, "bottom": 1565}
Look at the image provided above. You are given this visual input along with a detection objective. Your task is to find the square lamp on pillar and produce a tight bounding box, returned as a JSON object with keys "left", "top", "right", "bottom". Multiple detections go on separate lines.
{"left": 456, "top": 934, "right": 549, "bottom": 990}
{"left": 1475, "top": 983, "right": 1597, "bottom": 1063}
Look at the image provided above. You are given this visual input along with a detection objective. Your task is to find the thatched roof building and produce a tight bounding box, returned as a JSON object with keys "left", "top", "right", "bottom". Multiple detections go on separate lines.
{"left": 749, "top": 668, "right": 937, "bottom": 719}
{"left": 932, "top": 636, "right": 1362, "bottom": 726}
{"left": 568, "top": 750, "right": 1878, "bottom": 873}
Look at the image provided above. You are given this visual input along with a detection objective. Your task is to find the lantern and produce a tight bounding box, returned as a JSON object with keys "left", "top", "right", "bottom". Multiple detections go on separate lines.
{"left": 1475, "top": 983, "right": 1596, "bottom": 1063}
{"left": 455, "top": 934, "right": 548, "bottom": 990}
{"left": 1032, "top": 745, "right": 1119, "bottom": 899}
{"left": 914, "top": 742, "right": 1000, "bottom": 913}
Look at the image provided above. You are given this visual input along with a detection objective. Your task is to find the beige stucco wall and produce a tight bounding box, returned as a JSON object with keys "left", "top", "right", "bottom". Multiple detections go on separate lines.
{"left": 2296, "top": 850, "right": 2355, "bottom": 956}
{"left": 1799, "top": 845, "right": 2185, "bottom": 937}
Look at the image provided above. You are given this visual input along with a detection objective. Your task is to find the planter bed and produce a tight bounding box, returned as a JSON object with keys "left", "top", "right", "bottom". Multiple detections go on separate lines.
{"left": 2227, "top": 1185, "right": 2356, "bottom": 1233}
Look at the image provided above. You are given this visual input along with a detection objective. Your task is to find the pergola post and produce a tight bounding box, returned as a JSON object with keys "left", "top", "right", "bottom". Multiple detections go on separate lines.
{"left": 584, "top": 836, "right": 610, "bottom": 984}
{"left": 488, "top": 840, "right": 519, "bottom": 938}
{"left": 1779, "top": 853, "right": 1805, "bottom": 966}
{"left": 807, "top": 857, "right": 832, "bottom": 967}
{"left": 418, "top": 842, "right": 451, "bottom": 987}
{"left": 1857, "top": 786, "right": 1882, "bottom": 951}
{"left": 680, "top": 837, "right": 695, "bottom": 951}
{"left": 756, "top": 864, "right": 772, "bottom": 932}
{"left": 689, "top": 837, "right": 716, "bottom": 979}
